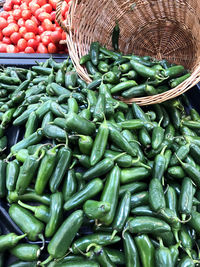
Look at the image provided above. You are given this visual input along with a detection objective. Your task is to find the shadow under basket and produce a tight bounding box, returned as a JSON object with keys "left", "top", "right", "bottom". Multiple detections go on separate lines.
{"left": 56, "top": 0, "right": 200, "bottom": 105}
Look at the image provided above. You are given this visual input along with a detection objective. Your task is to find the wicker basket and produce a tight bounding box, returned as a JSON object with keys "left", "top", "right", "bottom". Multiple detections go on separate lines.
{"left": 56, "top": 0, "right": 200, "bottom": 106}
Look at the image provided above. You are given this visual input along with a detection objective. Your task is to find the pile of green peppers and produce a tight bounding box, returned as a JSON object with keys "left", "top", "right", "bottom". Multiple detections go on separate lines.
{"left": 80, "top": 42, "right": 191, "bottom": 99}
{"left": 0, "top": 55, "right": 199, "bottom": 267}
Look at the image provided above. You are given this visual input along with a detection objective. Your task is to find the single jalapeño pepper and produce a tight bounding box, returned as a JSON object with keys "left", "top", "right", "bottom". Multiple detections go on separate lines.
{"left": 9, "top": 204, "right": 44, "bottom": 241}
{"left": 18, "top": 200, "right": 49, "bottom": 223}
{"left": 149, "top": 178, "right": 166, "bottom": 212}
{"left": 49, "top": 146, "right": 72, "bottom": 193}
{"left": 78, "top": 135, "right": 93, "bottom": 155}
{"left": 10, "top": 244, "right": 40, "bottom": 262}
{"left": 45, "top": 192, "right": 63, "bottom": 238}
{"left": 155, "top": 238, "right": 173, "bottom": 267}
{"left": 0, "top": 233, "right": 26, "bottom": 252}
{"left": 83, "top": 200, "right": 111, "bottom": 220}
{"left": 134, "top": 234, "right": 155, "bottom": 267}
{"left": 0, "top": 160, "right": 7, "bottom": 198}
{"left": 62, "top": 169, "right": 77, "bottom": 202}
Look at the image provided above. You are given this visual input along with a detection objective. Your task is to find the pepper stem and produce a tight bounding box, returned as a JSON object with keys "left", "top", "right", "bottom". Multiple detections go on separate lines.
{"left": 110, "top": 229, "right": 118, "bottom": 241}
{"left": 40, "top": 255, "right": 53, "bottom": 266}
{"left": 18, "top": 200, "right": 36, "bottom": 213}
{"left": 113, "top": 152, "right": 126, "bottom": 161}
{"left": 38, "top": 234, "right": 45, "bottom": 251}
{"left": 16, "top": 233, "right": 27, "bottom": 241}
{"left": 86, "top": 243, "right": 98, "bottom": 252}
{"left": 160, "top": 145, "right": 167, "bottom": 155}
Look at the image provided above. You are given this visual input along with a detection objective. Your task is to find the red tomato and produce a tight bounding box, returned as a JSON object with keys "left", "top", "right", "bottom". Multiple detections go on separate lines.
{"left": 38, "top": 12, "right": 52, "bottom": 21}
{"left": 34, "top": 8, "right": 43, "bottom": 18}
{"left": 41, "top": 35, "right": 51, "bottom": 46}
{"left": 42, "top": 19, "right": 53, "bottom": 31}
{"left": 37, "top": 0, "right": 46, "bottom": 7}
{"left": 50, "top": 31, "right": 62, "bottom": 44}
{"left": 35, "top": 35, "right": 40, "bottom": 42}
{"left": 0, "top": 11, "right": 9, "bottom": 20}
{"left": 37, "top": 42, "right": 47, "bottom": 53}
{"left": 10, "top": 32, "right": 21, "bottom": 44}
{"left": 19, "top": 26, "right": 27, "bottom": 36}
{"left": 7, "top": 18, "right": 16, "bottom": 24}
{"left": 62, "top": 31, "right": 66, "bottom": 40}
{"left": 20, "top": 2, "right": 28, "bottom": 9}
{"left": 3, "top": 4, "right": 12, "bottom": 11}
{"left": 17, "top": 38, "right": 27, "bottom": 51}
{"left": 27, "top": 38, "right": 38, "bottom": 49}
{"left": 24, "top": 32, "right": 36, "bottom": 41}
{"left": 6, "top": 44, "right": 18, "bottom": 53}
{"left": 18, "top": 18, "right": 25, "bottom": 27}
{"left": 13, "top": 9, "right": 21, "bottom": 20}
{"left": 31, "top": 16, "right": 39, "bottom": 26}
{"left": 21, "top": 9, "right": 31, "bottom": 19}
{"left": 38, "top": 26, "right": 44, "bottom": 35}
{"left": 25, "top": 19, "right": 38, "bottom": 34}
{"left": 48, "top": 0, "right": 56, "bottom": 10}
{"left": 0, "top": 18, "right": 8, "bottom": 30}
{"left": 61, "top": 2, "right": 69, "bottom": 17}
{"left": 25, "top": 46, "right": 35, "bottom": 53}
{"left": 55, "top": 26, "right": 62, "bottom": 33}
{"left": 48, "top": 42, "right": 57, "bottom": 53}
{"left": 13, "top": 5, "right": 20, "bottom": 9}
{"left": 42, "top": 4, "right": 52, "bottom": 13}
{"left": 2, "top": 24, "right": 19, "bottom": 37}
{"left": 2, "top": 37, "right": 11, "bottom": 44}
{"left": 0, "top": 43, "right": 7, "bottom": 52}
{"left": 29, "top": 2, "right": 40, "bottom": 13}
{"left": 50, "top": 11, "right": 56, "bottom": 21}
{"left": 41, "top": 30, "right": 51, "bottom": 37}
{"left": 12, "top": 0, "right": 21, "bottom": 5}
{"left": 0, "top": 33, "right": 3, "bottom": 41}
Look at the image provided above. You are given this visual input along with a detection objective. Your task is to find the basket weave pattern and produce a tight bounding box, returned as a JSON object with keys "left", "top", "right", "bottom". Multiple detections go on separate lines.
{"left": 56, "top": 0, "right": 200, "bottom": 105}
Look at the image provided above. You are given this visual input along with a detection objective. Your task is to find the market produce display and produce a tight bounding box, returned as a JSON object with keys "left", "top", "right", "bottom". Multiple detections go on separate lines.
{"left": 80, "top": 42, "right": 191, "bottom": 99}
{"left": 0, "top": 0, "right": 69, "bottom": 53}
{"left": 0, "top": 54, "right": 200, "bottom": 267}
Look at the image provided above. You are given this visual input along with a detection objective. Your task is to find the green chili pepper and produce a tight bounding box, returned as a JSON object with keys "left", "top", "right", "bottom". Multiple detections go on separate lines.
{"left": 9, "top": 204, "right": 44, "bottom": 241}
{"left": 83, "top": 200, "right": 111, "bottom": 220}
{"left": 128, "top": 216, "right": 171, "bottom": 234}
{"left": 149, "top": 178, "right": 166, "bottom": 212}
{"left": 104, "top": 150, "right": 134, "bottom": 168}
{"left": 41, "top": 111, "right": 54, "bottom": 128}
{"left": 152, "top": 120, "right": 165, "bottom": 150}
{"left": 1, "top": 108, "right": 16, "bottom": 128}
{"left": 24, "top": 111, "right": 38, "bottom": 138}
{"left": 177, "top": 256, "right": 195, "bottom": 267}
{"left": 0, "top": 160, "right": 6, "bottom": 198}
{"left": 99, "top": 165, "right": 120, "bottom": 225}
{"left": 18, "top": 200, "right": 49, "bottom": 223}
{"left": 104, "top": 248, "right": 125, "bottom": 266}
{"left": 120, "top": 167, "right": 150, "bottom": 184}
{"left": 179, "top": 225, "right": 193, "bottom": 258}
{"left": 168, "top": 166, "right": 185, "bottom": 179}
{"left": 178, "top": 177, "right": 195, "bottom": 220}
{"left": 152, "top": 146, "right": 166, "bottom": 181}
{"left": 134, "top": 234, "right": 155, "bottom": 267}
{"left": 155, "top": 238, "right": 173, "bottom": 267}
{"left": 64, "top": 178, "right": 103, "bottom": 211}
{"left": 139, "top": 127, "right": 151, "bottom": 147}
{"left": 6, "top": 160, "right": 19, "bottom": 191}
{"left": 62, "top": 169, "right": 77, "bottom": 202}
{"left": 165, "top": 186, "right": 178, "bottom": 216}
{"left": 49, "top": 146, "right": 72, "bottom": 193}
{"left": 80, "top": 54, "right": 91, "bottom": 65}
{"left": 10, "top": 244, "right": 40, "bottom": 262}
{"left": 71, "top": 233, "right": 120, "bottom": 254}
{"left": 170, "top": 144, "right": 190, "bottom": 166}
{"left": 0, "top": 233, "right": 26, "bottom": 252}
{"left": 90, "top": 42, "right": 100, "bottom": 66}
{"left": 98, "top": 61, "right": 110, "bottom": 73}
{"left": 45, "top": 192, "right": 63, "bottom": 238}
{"left": 111, "top": 80, "right": 138, "bottom": 94}
{"left": 41, "top": 210, "right": 83, "bottom": 265}
{"left": 170, "top": 73, "right": 190, "bottom": 88}
{"left": 11, "top": 130, "right": 43, "bottom": 155}
{"left": 112, "top": 21, "right": 120, "bottom": 51}
{"left": 111, "top": 191, "right": 131, "bottom": 237}
{"left": 162, "top": 65, "right": 185, "bottom": 78}
{"left": 15, "top": 147, "right": 43, "bottom": 195}
{"left": 119, "top": 182, "right": 147, "bottom": 197}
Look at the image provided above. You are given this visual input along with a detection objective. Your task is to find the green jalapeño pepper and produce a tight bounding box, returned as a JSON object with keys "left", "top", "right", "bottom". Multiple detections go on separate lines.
{"left": 90, "top": 120, "right": 109, "bottom": 166}
{"left": 99, "top": 165, "right": 120, "bottom": 225}
{"left": 10, "top": 244, "right": 40, "bottom": 262}
{"left": 123, "top": 232, "right": 140, "bottom": 267}
{"left": 77, "top": 135, "right": 93, "bottom": 155}
{"left": 6, "top": 160, "right": 19, "bottom": 192}
{"left": 64, "top": 178, "right": 103, "bottom": 211}
{"left": 49, "top": 146, "right": 72, "bottom": 193}
{"left": 0, "top": 160, "right": 7, "bottom": 198}
{"left": 155, "top": 238, "right": 173, "bottom": 267}
{"left": 134, "top": 234, "right": 155, "bottom": 267}
{"left": 178, "top": 177, "right": 195, "bottom": 221}
{"left": 41, "top": 210, "right": 83, "bottom": 265}
{"left": 83, "top": 200, "right": 111, "bottom": 220}
{"left": 91, "top": 244, "right": 116, "bottom": 267}
{"left": 62, "top": 169, "right": 77, "bottom": 202}
{"left": 15, "top": 147, "right": 44, "bottom": 195}
{"left": 0, "top": 233, "right": 26, "bottom": 252}
{"left": 149, "top": 178, "right": 166, "bottom": 212}
{"left": 18, "top": 200, "right": 49, "bottom": 223}
{"left": 45, "top": 192, "right": 63, "bottom": 238}
{"left": 111, "top": 191, "right": 131, "bottom": 238}
{"left": 9, "top": 204, "right": 44, "bottom": 241}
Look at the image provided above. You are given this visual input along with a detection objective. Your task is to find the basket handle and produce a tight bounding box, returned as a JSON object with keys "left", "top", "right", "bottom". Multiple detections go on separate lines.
{"left": 56, "top": 0, "right": 70, "bottom": 33}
